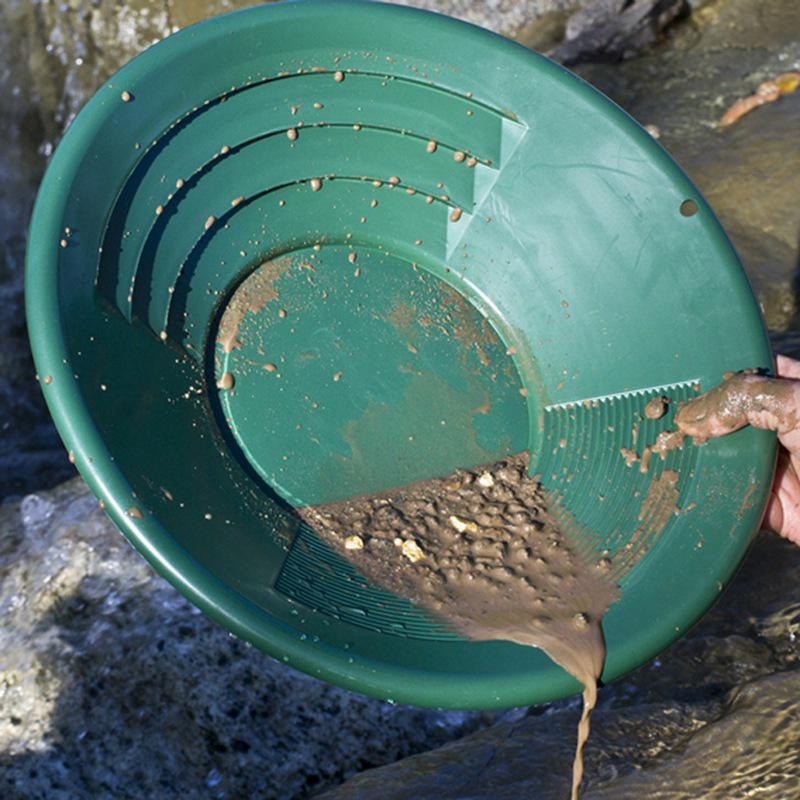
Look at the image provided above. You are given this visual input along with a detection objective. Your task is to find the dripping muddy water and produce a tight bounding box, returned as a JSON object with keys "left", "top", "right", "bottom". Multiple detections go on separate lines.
{"left": 297, "top": 452, "right": 620, "bottom": 799}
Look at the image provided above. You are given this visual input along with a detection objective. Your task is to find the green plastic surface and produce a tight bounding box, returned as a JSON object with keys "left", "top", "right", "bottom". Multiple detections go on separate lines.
{"left": 25, "top": 0, "right": 776, "bottom": 709}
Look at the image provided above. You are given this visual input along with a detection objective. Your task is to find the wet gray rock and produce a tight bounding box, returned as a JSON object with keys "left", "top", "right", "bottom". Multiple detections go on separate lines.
{"left": 551, "top": 0, "right": 689, "bottom": 65}
{"left": 0, "top": 480, "right": 492, "bottom": 800}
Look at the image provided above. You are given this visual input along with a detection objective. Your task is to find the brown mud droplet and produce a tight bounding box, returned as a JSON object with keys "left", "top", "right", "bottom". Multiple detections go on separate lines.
{"left": 644, "top": 396, "right": 668, "bottom": 420}
{"left": 217, "top": 372, "right": 235, "bottom": 391}
{"left": 127, "top": 506, "right": 142, "bottom": 519}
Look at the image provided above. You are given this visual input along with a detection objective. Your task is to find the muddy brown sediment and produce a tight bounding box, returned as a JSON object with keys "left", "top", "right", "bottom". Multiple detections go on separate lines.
{"left": 675, "top": 373, "right": 800, "bottom": 442}
{"left": 297, "top": 452, "right": 619, "bottom": 799}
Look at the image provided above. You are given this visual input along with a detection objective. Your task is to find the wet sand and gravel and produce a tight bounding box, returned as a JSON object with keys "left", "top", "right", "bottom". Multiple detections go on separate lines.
{"left": 298, "top": 452, "right": 619, "bottom": 799}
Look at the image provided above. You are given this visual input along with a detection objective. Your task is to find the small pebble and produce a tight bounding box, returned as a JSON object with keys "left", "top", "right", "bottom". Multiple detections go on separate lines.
{"left": 310, "top": 178, "right": 322, "bottom": 191}
{"left": 231, "top": 196, "right": 244, "bottom": 207}
{"left": 159, "top": 331, "right": 168, "bottom": 341}
{"left": 120, "top": 90, "right": 132, "bottom": 102}
{"left": 389, "top": 176, "right": 400, "bottom": 185}
{"left": 127, "top": 506, "right": 142, "bottom": 519}
{"left": 287, "top": 127, "right": 298, "bottom": 141}
{"left": 353, "top": 123, "right": 362, "bottom": 131}
{"left": 313, "top": 102, "right": 323, "bottom": 109}
{"left": 370, "top": 199, "right": 378, "bottom": 208}
{"left": 264, "top": 363, "right": 278, "bottom": 372}
{"left": 519, "top": 387, "right": 529, "bottom": 397}
{"left": 278, "top": 309, "right": 287, "bottom": 318}
{"left": 344, "top": 535, "right": 364, "bottom": 550}
{"left": 204, "top": 215, "right": 216, "bottom": 231}
{"left": 334, "top": 70, "right": 345, "bottom": 82}
{"left": 425, "top": 196, "right": 434, "bottom": 204}
{"left": 426, "top": 139, "right": 437, "bottom": 153}
{"left": 176, "top": 178, "right": 184, "bottom": 189}
{"left": 401, "top": 540, "right": 425, "bottom": 563}
{"left": 466, "top": 157, "right": 477, "bottom": 168}
{"left": 60, "top": 239, "right": 68, "bottom": 248}
{"left": 450, "top": 207, "right": 463, "bottom": 222}
{"left": 348, "top": 251, "right": 357, "bottom": 263}
{"left": 453, "top": 151, "right": 466, "bottom": 163}
{"left": 449, "top": 515, "right": 470, "bottom": 533}
{"left": 220, "top": 145, "right": 230, "bottom": 155}
{"left": 43, "top": 375, "right": 53, "bottom": 385}
{"left": 155, "top": 205, "right": 164, "bottom": 215}
{"left": 477, "top": 472, "right": 494, "bottom": 488}
{"left": 333, "top": 371, "right": 343, "bottom": 382}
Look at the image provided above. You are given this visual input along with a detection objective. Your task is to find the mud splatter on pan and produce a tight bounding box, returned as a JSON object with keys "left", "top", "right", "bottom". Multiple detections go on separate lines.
{"left": 217, "top": 257, "right": 293, "bottom": 353}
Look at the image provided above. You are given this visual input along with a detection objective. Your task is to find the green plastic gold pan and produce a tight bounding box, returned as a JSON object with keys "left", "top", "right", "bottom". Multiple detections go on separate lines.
{"left": 25, "top": 0, "right": 775, "bottom": 708}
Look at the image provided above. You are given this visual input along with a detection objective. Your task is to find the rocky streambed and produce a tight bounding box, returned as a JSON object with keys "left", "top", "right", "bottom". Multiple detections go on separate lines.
{"left": 2, "top": 0, "right": 799, "bottom": 798}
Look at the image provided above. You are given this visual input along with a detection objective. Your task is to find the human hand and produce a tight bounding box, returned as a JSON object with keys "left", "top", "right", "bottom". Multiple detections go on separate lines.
{"left": 674, "top": 355, "right": 800, "bottom": 545}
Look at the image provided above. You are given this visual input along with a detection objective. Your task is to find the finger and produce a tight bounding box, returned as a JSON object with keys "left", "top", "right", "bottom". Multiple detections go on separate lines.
{"left": 775, "top": 354, "right": 800, "bottom": 380}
